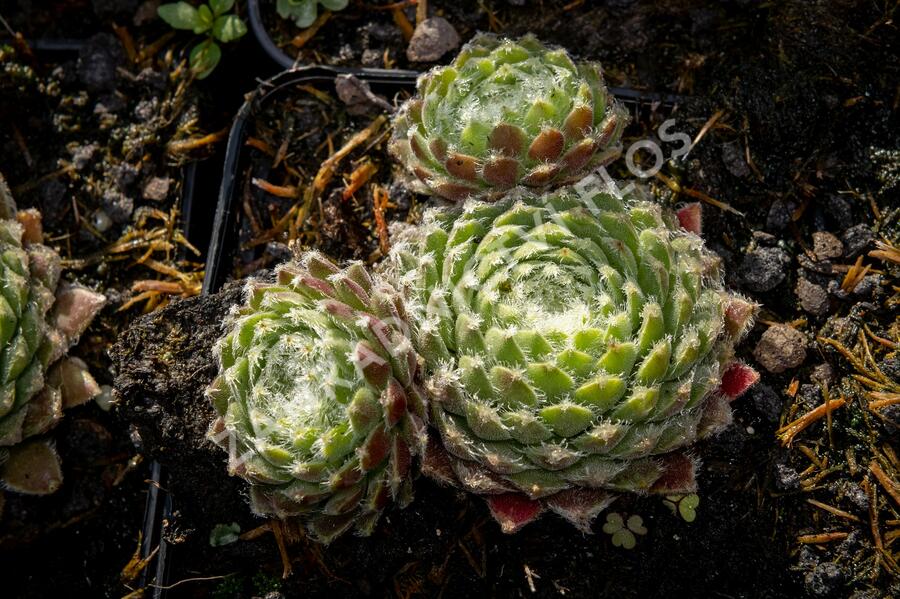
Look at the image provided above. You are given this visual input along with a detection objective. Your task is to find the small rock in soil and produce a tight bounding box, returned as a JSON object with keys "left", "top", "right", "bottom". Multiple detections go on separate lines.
{"left": 841, "top": 223, "right": 873, "bottom": 258}
{"left": 804, "top": 561, "right": 844, "bottom": 597}
{"left": 740, "top": 245, "right": 791, "bottom": 292}
{"left": 407, "top": 17, "right": 461, "bottom": 62}
{"left": 774, "top": 462, "right": 800, "bottom": 490}
{"left": 721, "top": 140, "right": 751, "bottom": 178}
{"left": 133, "top": 98, "right": 158, "bottom": 122}
{"left": 136, "top": 67, "right": 167, "bottom": 94}
{"left": 77, "top": 33, "right": 122, "bottom": 93}
{"left": 795, "top": 278, "right": 830, "bottom": 315}
{"left": 70, "top": 143, "right": 98, "bottom": 171}
{"left": 821, "top": 194, "right": 852, "bottom": 225}
{"left": 811, "top": 231, "right": 843, "bottom": 260}
{"left": 797, "top": 384, "right": 822, "bottom": 411}
{"left": 766, "top": 199, "right": 794, "bottom": 231}
{"left": 837, "top": 482, "right": 869, "bottom": 511}
{"left": 753, "top": 325, "right": 807, "bottom": 373}
{"left": 101, "top": 189, "right": 134, "bottom": 224}
{"left": 142, "top": 176, "right": 171, "bottom": 202}
{"left": 748, "top": 383, "right": 782, "bottom": 423}
{"left": 810, "top": 363, "right": 834, "bottom": 386}
{"left": 335, "top": 74, "right": 393, "bottom": 116}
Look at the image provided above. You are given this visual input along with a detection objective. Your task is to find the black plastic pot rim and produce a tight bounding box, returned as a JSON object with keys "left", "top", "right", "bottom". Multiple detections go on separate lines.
{"left": 203, "top": 65, "right": 418, "bottom": 294}
{"left": 247, "top": 0, "right": 419, "bottom": 77}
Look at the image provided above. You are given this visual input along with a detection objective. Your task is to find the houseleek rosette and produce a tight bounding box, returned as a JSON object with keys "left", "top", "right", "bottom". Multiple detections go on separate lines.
{"left": 0, "top": 175, "right": 106, "bottom": 495}
{"left": 390, "top": 33, "right": 629, "bottom": 202}
{"left": 385, "top": 181, "right": 758, "bottom": 532}
{"left": 207, "top": 253, "right": 427, "bottom": 543}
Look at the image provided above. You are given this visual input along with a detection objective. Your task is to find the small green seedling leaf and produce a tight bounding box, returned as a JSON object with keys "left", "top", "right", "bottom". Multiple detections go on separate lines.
{"left": 190, "top": 40, "right": 222, "bottom": 79}
{"left": 209, "top": 522, "right": 241, "bottom": 546}
{"left": 678, "top": 494, "right": 700, "bottom": 522}
{"left": 209, "top": 0, "right": 235, "bottom": 16}
{"left": 157, "top": 2, "right": 200, "bottom": 30}
{"left": 195, "top": 4, "right": 214, "bottom": 34}
{"left": 212, "top": 14, "right": 248, "bottom": 43}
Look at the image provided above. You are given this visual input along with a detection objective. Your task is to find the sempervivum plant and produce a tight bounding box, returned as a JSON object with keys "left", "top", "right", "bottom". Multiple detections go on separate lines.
{"left": 385, "top": 179, "right": 759, "bottom": 532}
{"left": 0, "top": 175, "right": 106, "bottom": 495}
{"left": 276, "top": 0, "right": 349, "bottom": 28}
{"left": 206, "top": 253, "right": 428, "bottom": 543}
{"left": 390, "top": 34, "right": 629, "bottom": 202}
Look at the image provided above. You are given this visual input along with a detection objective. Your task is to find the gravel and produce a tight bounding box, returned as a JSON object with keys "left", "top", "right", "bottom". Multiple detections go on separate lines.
{"left": 812, "top": 231, "right": 843, "bottom": 260}
{"left": 795, "top": 278, "right": 830, "bottom": 315}
{"left": 740, "top": 245, "right": 791, "bottom": 292}
{"left": 753, "top": 325, "right": 807, "bottom": 373}
{"left": 407, "top": 17, "right": 461, "bottom": 62}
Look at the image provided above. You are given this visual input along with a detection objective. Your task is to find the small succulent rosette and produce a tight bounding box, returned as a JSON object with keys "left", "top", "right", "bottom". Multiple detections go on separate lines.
{"left": 0, "top": 175, "right": 106, "bottom": 496}
{"left": 385, "top": 179, "right": 758, "bottom": 533}
{"left": 207, "top": 253, "right": 428, "bottom": 543}
{"left": 390, "top": 33, "right": 629, "bottom": 202}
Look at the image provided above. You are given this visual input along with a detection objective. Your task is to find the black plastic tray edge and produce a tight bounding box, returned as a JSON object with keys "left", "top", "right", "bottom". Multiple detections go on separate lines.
{"left": 202, "top": 65, "right": 419, "bottom": 295}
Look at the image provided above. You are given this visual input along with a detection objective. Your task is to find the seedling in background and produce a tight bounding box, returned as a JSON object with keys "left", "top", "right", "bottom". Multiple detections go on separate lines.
{"left": 664, "top": 493, "right": 701, "bottom": 522}
{"left": 158, "top": 0, "right": 248, "bottom": 79}
{"left": 603, "top": 513, "right": 648, "bottom": 549}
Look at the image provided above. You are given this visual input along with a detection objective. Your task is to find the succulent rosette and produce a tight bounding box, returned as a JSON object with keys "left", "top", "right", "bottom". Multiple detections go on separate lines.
{"left": 385, "top": 180, "right": 758, "bottom": 532}
{"left": 206, "top": 253, "right": 427, "bottom": 543}
{"left": 0, "top": 175, "right": 106, "bottom": 495}
{"left": 390, "top": 33, "right": 629, "bottom": 202}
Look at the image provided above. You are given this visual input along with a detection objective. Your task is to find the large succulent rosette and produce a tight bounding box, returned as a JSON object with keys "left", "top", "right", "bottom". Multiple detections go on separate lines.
{"left": 385, "top": 180, "right": 758, "bottom": 532}
{"left": 390, "top": 33, "right": 629, "bottom": 202}
{"left": 206, "top": 253, "right": 427, "bottom": 543}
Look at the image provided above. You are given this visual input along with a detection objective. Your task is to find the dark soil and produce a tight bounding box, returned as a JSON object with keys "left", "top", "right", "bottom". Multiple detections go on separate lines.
{"left": 4, "top": 0, "right": 900, "bottom": 597}
{"left": 111, "top": 280, "right": 799, "bottom": 599}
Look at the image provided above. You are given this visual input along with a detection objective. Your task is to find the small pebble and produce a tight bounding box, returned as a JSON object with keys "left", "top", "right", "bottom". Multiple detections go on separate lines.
{"left": 804, "top": 562, "right": 844, "bottom": 597}
{"left": 753, "top": 325, "right": 806, "bottom": 373}
{"left": 748, "top": 383, "right": 782, "bottom": 422}
{"left": 795, "top": 278, "right": 830, "bottom": 315}
{"left": 811, "top": 231, "right": 843, "bottom": 260}
{"left": 774, "top": 463, "right": 800, "bottom": 490}
{"left": 142, "top": 176, "right": 171, "bottom": 202}
{"left": 407, "top": 17, "right": 461, "bottom": 62}
{"left": 841, "top": 223, "right": 872, "bottom": 257}
{"left": 810, "top": 363, "right": 834, "bottom": 386}
{"left": 740, "top": 245, "right": 790, "bottom": 292}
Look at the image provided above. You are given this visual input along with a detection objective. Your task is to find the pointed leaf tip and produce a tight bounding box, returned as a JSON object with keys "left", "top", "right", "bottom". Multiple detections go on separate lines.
{"left": 676, "top": 203, "right": 702, "bottom": 235}
{"left": 718, "top": 362, "right": 759, "bottom": 401}
{"left": 486, "top": 493, "right": 543, "bottom": 533}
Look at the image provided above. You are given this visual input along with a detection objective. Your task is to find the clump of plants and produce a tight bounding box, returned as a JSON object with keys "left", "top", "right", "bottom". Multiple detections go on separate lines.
{"left": 0, "top": 175, "right": 106, "bottom": 496}
{"left": 207, "top": 35, "right": 759, "bottom": 541}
